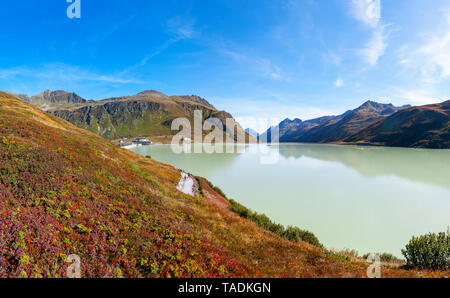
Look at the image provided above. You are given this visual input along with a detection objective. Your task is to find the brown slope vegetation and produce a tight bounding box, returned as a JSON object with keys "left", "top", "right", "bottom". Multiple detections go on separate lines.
{"left": 345, "top": 101, "right": 450, "bottom": 149}
{"left": 0, "top": 92, "right": 447, "bottom": 278}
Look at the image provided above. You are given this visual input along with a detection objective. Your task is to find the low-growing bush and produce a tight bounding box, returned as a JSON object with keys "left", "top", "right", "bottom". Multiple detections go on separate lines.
{"left": 401, "top": 229, "right": 450, "bottom": 270}
{"left": 281, "top": 226, "right": 322, "bottom": 247}
{"left": 228, "top": 199, "right": 322, "bottom": 247}
{"left": 362, "top": 252, "right": 403, "bottom": 263}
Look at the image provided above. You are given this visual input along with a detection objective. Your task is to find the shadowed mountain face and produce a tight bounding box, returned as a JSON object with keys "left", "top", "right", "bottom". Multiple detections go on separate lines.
{"left": 295, "top": 101, "right": 410, "bottom": 143}
{"left": 262, "top": 101, "right": 411, "bottom": 143}
{"left": 345, "top": 101, "right": 450, "bottom": 149}
{"left": 260, "top": 117, "right": 336, "bottom": 142}
{"left": 33, "top": 90, "right": 253, "bottom": 142}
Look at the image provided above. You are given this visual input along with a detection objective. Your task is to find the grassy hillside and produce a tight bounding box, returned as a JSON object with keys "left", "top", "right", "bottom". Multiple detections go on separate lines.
{"left": 345, "top": 101, "right": 450, "bottom": 149}
{"left": 0, "top": 92, "right": 447, "bottom": 278}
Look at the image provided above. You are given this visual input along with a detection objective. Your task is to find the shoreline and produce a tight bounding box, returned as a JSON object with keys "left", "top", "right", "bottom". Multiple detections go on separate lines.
{"left": 121, "top": 141, "right": 450, "bottom": 152}
{"left": 113, "top": 135, "right": 449, "bottom": 150}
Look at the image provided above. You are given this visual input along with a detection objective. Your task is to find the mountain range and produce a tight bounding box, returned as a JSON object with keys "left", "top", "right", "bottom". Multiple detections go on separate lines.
{"left": 346, "top": 100, "right": 450, "bottom": 148}
{"left": 7, "top": 89, "right": 450, "bottom": 149}
{"left": 10, "top": 90, "right": 253, "bottom": 143}
{"left": 262, "top": 101, "right": 411, "bottom": 143}
{"left": 261, "top": 100, "right": 449, "bottom": 149}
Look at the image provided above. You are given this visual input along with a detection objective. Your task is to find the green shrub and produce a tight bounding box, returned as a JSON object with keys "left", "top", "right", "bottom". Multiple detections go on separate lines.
{"left": 228, "top": 199, "right": 322, "bottom": 247}
{"left": 228, "top": 199, "right": 251, "bottom": 218}
{"left": 281, "top": 226, "right": 322, "bottom": 247}
{"left": 401, "top": 229, "right": 450, "bottom": 270}
{"left": 362, "top": 252, "right": 403, "bottom": 263}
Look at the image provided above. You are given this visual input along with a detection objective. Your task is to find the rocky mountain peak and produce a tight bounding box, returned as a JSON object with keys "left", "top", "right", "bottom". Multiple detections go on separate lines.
{"left": 279, "top": 118, "right": 302, "bottom": 126}
{"left": 31, "top": 90, "right": 86, "bottom": 104}
{"left": 178, "top": 95, "right": 216, "bottom": 109}
{"left": 136, "top": 90, "right": 167, "bottom": 98}
{"left": 359, "top": 100, "right": 393, "bottom": 109}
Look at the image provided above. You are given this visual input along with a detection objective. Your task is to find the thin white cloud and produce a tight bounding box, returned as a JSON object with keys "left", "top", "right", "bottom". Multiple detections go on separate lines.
{"left": 389, "top": 87, "right": 447, "bottom": 106}
{"left": 323, "top": 51, "right": 342, "bottom": 66}
{"left": 359, "top": 25, "right": 388, "bottom": 66}
{"left": 0, "top": 69, "right": 21, "bottom": 79}
{"left": 256, "top": 58, "right": 289, "bottom": 82}
{"left": 120, "top": 16, "right": 197, "bottom": 75}
{"left": 166, "top": 16, "right": 196, "bottom": 39}
{"left": 120, "top": 38, "right": 181, "bottom": 75}
{"left": 220, "top": 49, "right": 246, "bottom": 61}
{"left": 350, "top": 0, "right": 387, "bottom": 67}
{"left": 350, "top": 0, "right": 381, "bottom": 28}
{"left": 397, "top": 11, "right": 450, "bottom": 83}
{"left": 334, "top": 78, "right": 344, "bottom": 87}
{"left": 417, "top": 32, "right": 450, "bottom": 81}
{"left": 399, "top": 90, "right": 438, "bottom": 105}
{"left": 214, "top": 40, "right": 290, "bottom": 82}
{"left": 0, "top": 64, "right": 144, "bottom": 84}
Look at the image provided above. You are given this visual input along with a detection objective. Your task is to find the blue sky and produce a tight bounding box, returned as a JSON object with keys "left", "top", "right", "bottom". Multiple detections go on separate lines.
{"left": 1, "top": 0, "right": 450, "bottom": 131}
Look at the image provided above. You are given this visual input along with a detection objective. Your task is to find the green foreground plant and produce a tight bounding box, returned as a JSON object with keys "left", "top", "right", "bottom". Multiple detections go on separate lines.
{"left": 401, "top": 229, "right": 450, "bottom": 270}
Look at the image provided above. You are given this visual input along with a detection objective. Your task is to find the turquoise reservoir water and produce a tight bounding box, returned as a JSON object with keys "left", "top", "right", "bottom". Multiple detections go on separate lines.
{"left": 131, "top": 144, "right": 450, "bottom": 257}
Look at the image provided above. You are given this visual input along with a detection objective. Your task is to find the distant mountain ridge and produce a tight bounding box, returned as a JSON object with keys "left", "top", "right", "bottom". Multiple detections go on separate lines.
{"left": 10, "top": 89, "right": 253, "bottom": 142}
{"left": 9, "top": 90, "right": 448, "bottom": 148}
{"left": 345, "top": 100, "right": 450, "bottom": 148}
{"left": 8, "top": 90, "right": 87, "bottom": 110}
{"left": 262, "top": 100, "right": 410, "bottom": 143}
{"left": 262, "top": 99, "right": 449, "bottom": 149}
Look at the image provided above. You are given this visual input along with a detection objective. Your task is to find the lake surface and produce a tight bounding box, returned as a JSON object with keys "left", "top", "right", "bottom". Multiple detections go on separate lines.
{"left": 131, "top": 144, "right": 450, "bottom": 258}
